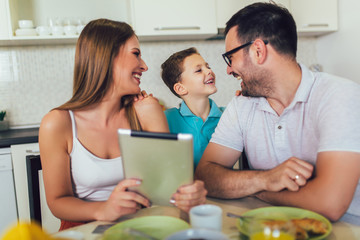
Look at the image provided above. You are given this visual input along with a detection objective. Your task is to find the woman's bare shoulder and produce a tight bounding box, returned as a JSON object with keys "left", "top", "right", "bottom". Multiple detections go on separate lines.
{"left": 40, "top": 109, "right": 72, "bottom": 136}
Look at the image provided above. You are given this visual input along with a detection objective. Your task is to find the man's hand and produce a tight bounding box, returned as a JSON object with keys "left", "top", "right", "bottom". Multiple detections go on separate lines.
{"left": 262, "top": 157, "right": 314, "bottom": 192}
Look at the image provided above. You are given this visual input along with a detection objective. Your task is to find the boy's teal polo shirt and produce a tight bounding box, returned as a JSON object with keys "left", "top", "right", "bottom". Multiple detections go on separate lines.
{"left": 165, "top": 99, "right": 225, "bottom": 169}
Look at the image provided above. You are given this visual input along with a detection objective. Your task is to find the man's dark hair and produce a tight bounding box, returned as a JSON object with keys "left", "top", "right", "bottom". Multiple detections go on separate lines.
{"left": 225, "top": 2, "right": 297, "bottom": 59}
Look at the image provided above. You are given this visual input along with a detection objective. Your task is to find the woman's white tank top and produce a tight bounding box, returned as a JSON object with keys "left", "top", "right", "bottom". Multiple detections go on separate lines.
{"left": 69, "top": 110, "right": 124, "bottom": 201}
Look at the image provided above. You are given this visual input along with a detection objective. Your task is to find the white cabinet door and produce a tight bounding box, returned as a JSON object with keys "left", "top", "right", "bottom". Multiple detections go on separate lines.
{"left": 11, "top": 143, "right": 60, "bottom": 234}
{"left": 131, "top": 0, "right": 218, "bottom": 41}
{"left": 0, "top": 0, "right": 11, "bottom": 39}
{"left": 216, "top": 0, "right": 290, "bottom": 29}
{"left": 290, "top": 0, "right": 338, "bottom": 35}
{"left": 11, "top": 143, "right": 39, "bottom": 224}
{"left": 243, "top": 0, "right": 290, "bottom": 9}
{"left": 216, "top": 0, "right": 246, "bottom": 29}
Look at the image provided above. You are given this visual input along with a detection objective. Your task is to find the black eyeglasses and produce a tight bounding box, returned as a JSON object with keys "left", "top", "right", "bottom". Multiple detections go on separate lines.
{"left": 222, "top": 40, "right": 269, "bottom": 67}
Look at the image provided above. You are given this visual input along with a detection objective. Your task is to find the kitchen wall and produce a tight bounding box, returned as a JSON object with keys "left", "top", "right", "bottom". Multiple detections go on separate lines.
{"left": 0, "top": 37, "right": 317, "bottom": 127}
{"left": 316, "top": 0, "right": 360, "bottom": 83}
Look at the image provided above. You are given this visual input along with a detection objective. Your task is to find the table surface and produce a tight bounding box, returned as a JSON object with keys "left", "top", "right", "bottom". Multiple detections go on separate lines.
{"left": 62, "top": 197, "right": 360, "bottom": 240}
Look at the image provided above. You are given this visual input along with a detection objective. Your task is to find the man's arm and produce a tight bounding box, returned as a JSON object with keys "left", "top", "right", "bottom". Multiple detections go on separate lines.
{"left": 195, "top": 142, "right": 313, "bottom": 198}
{"left": 256, "top": 151, "right": 360, "bottom": 221}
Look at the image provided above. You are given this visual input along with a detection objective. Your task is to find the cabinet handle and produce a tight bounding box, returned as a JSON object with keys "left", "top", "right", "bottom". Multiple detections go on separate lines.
{"left": 26, "top": 149, "right": 40, "bottom": 154}
{"left": 154, "top": 26, "right": 201, "bottom": 31}
{"left": 302, "top": 23, "right": 329, "bottom": 27}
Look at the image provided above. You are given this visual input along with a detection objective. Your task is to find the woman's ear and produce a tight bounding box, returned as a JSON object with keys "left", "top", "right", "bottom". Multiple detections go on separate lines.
{"left": 173, "top": 82, "right": 188, "bottom": 96}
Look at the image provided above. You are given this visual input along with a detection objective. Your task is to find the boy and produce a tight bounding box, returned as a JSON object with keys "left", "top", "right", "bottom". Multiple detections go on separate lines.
{"left": 161, "top": 47, "right": 224, "bottom": 169}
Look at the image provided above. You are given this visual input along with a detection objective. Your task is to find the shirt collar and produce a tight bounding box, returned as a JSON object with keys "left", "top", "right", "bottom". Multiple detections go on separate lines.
{"left": 293, "top": 63, "right": 315, "bottom": 103}
{"left": 179, "top": 99, "right": 223, "bottom": 118}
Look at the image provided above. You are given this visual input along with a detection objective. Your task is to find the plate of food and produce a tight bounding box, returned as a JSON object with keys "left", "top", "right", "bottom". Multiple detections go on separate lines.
{"left": 235, "top": 207, "right": 332, "bottom": 240}
{"left": 102, "top": 216, "right": 190, "bottom": 240}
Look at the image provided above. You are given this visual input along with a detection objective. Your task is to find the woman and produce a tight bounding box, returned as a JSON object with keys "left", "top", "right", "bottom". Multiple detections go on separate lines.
{"left": 39, "top": 19, "right": 207, "bottom": 230}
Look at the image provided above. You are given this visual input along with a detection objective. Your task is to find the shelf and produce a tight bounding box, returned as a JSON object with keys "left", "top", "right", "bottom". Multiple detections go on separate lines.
{"left": 0, "top": 35, "right": 78, "bottom": 46}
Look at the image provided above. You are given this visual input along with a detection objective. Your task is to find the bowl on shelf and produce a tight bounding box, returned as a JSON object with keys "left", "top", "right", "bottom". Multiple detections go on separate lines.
{"left": 64, "top": 25, "right": 77, "bottom": 35}
{"left": 18, "top": 20, "right": 34, "bottom": 29}
{"left": 36, "top": 26, "right": 51, "bottom": 36}
{"left": 15, "top": 28, "right": 37, "bottom": 36}
{"left": 51, "top": 26, "right": 64, "bottom": 36}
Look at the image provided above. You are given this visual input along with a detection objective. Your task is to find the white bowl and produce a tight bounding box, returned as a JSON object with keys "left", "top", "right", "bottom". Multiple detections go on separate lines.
{"left": 165, "top": 228, "right": 229, "bottom": 240}
{"left": 18, "top": 20, "right": 34, "bottom": 29}
{"left": 51, "top": 26, "right": 64, "bottom": 36}
{"left": 15, "top": 28, "right": 37, "bottom": 36}
{"left": 76, "top": 25, "right": 85, "bottom": 34}
{"left": 36, "top": 26, "right": 51, "bottom": 36}
{"left": 64, "top": 25, "right": 77, "bottom": 35}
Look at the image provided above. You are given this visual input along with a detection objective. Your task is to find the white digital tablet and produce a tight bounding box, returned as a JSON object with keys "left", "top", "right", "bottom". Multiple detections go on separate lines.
{"left": 117, "top": 129, "right": 194, "bottom": 206}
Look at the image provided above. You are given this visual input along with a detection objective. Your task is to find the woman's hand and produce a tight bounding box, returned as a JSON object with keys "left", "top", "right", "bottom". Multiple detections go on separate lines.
{"left": 133, "top": 90, "right": 162, "bottom": 112}
{"left": 133, "top": 90, "right": 169, "bottom": 132}
{"left": 95, "top": 178, "right": 150, "bottom": 221}
{"left": 170, "top": 180, "right": 207, "bottom": 213}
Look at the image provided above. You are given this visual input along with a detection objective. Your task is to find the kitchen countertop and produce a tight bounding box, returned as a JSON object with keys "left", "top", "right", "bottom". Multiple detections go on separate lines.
{"left": 0, "top": 127, "right": 39, "bottom": 148}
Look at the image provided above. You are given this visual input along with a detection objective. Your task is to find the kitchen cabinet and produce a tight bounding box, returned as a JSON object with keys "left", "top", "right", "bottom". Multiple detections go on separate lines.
{"left": 0, "top": 0, "right": 338, "bottom": 46}
{"left": 0, "top": 0, "right": 129, "bottom": 46}
{"left": 130, "top": 0, "right": 218, "bottom": 41}
{"left": 216, "top": 0, "right": 337, "bottom": 37}
{"left": 0, "top": 148, "right": 17, "bottom": 235}
{"left": 244, "top": 0, "right": 290, "bottom": 8}
{"left": 11, "top": 143, "right": 60, "bottom": 233}
{"left": 290, "top": 0, "right": 338, "bottom": 36}
{"left": 216, "top": 0, "right": 290, "bottom": 30}
{"left": 0, "top": 0, "right": 11, "bottom": 40}
{"left": 216, "top": 0, "right": 246, "bottom": 29}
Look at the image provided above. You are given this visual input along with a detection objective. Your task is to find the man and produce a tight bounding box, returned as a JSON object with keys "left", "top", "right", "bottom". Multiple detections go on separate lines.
{"left": 195, "top": 2, "right": 360, "bottom": 224}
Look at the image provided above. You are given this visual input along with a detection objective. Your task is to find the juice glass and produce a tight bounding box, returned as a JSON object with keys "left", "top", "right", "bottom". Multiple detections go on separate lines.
{"left": 248, "top": 215, "right": 295, "bottom": 240}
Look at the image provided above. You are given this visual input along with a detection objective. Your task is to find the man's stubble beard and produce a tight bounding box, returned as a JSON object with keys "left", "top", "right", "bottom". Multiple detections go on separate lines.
{"left": 240, "top": 60, "right": 274, "bottom": 98}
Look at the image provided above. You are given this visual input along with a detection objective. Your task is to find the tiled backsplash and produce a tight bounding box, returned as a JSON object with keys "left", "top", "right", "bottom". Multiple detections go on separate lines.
{"left": 0, "top": 37, "right": 317, "bottom": 127}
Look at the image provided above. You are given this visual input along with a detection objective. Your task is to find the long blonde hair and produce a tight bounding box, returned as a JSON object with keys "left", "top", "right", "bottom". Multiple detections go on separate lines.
{"left": 55, "top": 19, "right": 141, "bottom": 129}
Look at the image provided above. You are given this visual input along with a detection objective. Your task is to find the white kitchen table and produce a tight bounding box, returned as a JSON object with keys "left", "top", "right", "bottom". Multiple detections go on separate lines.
{"left": 60, "top": 197, "right": 360, "bottom": 239}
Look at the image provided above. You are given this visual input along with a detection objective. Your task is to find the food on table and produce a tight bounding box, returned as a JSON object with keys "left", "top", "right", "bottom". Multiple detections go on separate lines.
{"left": 262, "top": 217, "right": 328, "bottom": 240}
{"left": 291, "top": 218, "right": 328, "bottom": 234}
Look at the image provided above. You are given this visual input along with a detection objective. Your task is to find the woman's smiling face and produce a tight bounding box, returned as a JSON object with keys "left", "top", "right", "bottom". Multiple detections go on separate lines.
{"left": 112, "top": 35, "right": 148, "bottom": 96}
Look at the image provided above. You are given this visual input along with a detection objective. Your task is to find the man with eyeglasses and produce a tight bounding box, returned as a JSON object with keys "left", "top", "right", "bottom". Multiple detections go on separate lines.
{"left": 195, "top": 2, "right": 360, "bottom": 224}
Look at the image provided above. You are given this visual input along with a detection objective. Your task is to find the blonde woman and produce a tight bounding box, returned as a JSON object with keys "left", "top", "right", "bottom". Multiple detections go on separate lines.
{"left": 39, "top": 19, "right": 207, "bottom": 230}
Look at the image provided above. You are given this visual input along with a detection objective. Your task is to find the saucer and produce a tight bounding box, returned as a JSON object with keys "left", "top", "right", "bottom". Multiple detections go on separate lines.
{"left": 15, "top": 28, "right": 37, "bottom": 36}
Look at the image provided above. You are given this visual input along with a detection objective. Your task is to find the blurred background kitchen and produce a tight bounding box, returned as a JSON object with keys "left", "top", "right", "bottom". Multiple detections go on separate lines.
{"left": 0, "top": 0, "right": 359, "bottom": 128}
{"left": 1, "top": 0, "right": 360, "bottom": 235}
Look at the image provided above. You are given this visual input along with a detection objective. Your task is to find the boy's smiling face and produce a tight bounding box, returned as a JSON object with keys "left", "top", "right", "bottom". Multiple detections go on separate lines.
{"left": 178, "top": 54, "right": 217, "bottom": 98}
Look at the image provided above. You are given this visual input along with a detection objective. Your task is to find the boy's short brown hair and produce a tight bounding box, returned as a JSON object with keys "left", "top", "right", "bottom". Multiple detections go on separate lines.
{"left": 161, "top": 47, "right": 199, "bottom": 98}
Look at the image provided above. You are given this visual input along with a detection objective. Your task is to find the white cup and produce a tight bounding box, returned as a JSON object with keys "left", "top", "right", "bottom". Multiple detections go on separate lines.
{"left": 190, "top": 204, "right": 223, "bottom": 231}
{"left": 36, "top": 26, "right": 51, "bottom": 36}
{"left": 76, "top": 25, "right": 85, "bottom": 34}
{"left": 51, "top": 26, "right": 64, "bottom": 36}
{"left": 18, "top": 20, "right": 34, "bottom": 29}
{"left": 64, "top": 25, "right": 76, "bottom": 35}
